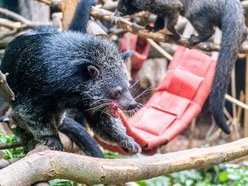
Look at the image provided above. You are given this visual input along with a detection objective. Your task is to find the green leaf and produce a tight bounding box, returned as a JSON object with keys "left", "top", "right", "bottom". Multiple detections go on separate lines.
{"left": 0, "top": 133, "right": 24, "bottom": 159}
{"left": 219, "top": 172, "right": 228, "bottom": 183}
{"left": 136, "top": 180, "right": 148, "bottom": 186}
{"left": 103, "top": 150, "right": 127, "bottom": 159}
{"left": 49, "top": 179, "right": 78, "bottom": 186}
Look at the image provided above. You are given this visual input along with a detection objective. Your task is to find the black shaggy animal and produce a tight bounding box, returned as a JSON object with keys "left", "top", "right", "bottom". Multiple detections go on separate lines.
{"left": 115, "top": 0, "right": 248, "bottom": 134}
{"left": 115, "top": 0, "right": 183, "bottom": 40}
{"left": 1, "top": 0, "right": 141, "bottom": 154}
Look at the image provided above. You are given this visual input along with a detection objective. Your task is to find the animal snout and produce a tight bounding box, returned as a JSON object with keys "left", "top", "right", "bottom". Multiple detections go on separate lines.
{"left": 127, "top": 101, "right": 138, "bottom": 110}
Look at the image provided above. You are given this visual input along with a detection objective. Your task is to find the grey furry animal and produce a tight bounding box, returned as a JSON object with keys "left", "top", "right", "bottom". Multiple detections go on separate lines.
{"left": 116, "top": 0, "right": 248, "bottom": 134}
{"left": 1, "top": 0, "right": 141, "bottom": 153}
{"left": 115, "top": 0, "right": 183, "bottom": 40}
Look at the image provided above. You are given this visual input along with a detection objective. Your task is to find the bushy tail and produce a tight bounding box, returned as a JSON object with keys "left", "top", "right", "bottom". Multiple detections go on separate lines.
{"left": 68, "top": 0, "right": 96, "bottom": 33}
{"left": 209, "top": 1, "right": 247, "bottom": 134}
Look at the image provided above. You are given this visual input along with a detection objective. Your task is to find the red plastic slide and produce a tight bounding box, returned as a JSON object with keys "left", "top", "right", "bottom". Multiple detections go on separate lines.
{"left": 99, "top": 47, "right": 217, "bottom": 155}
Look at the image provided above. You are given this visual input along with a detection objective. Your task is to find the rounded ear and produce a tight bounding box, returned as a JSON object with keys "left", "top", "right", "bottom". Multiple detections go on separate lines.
{"left": 87, "top": 65, "right": 100, "bottom": 79}
{"left": 122, "top": 50, "right": 135, "bottom": 61}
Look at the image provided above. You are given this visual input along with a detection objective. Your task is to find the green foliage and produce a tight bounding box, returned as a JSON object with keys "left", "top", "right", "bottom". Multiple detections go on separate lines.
{"left": 49, "top": 179, "right": 78, "bottom": 186}
{"left": 0, "top": 133, "right": 24, "bottom": 159}
{"left": 103, "top": 149, "right": 127, "bottom": 159}
{"left": 136, "top": 162, "right": 248, "bottom": 186}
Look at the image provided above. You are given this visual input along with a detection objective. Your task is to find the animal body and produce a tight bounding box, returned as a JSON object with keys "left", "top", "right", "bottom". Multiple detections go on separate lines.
{"left": 1, "top": 0, "right": 141, "bottom": 153}
{"left": 115, "top": 0, "right": 183, "bottom": 40}
{"left": 116, "top": 0, "right": 248, "bottom": 134}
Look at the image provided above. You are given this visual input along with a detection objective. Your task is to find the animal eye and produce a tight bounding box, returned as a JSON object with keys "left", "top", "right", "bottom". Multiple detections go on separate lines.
{"left": 114, "top": 90, "right": 121, "bottom": 98}
{"left": 109, "top": 57, "right": 115, "bottom": 61}
{"left": 112, "top": 89, "right": 122, "bottom": 99}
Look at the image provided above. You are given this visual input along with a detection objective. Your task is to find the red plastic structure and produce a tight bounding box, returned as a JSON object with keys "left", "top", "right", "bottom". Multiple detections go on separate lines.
{"left": 98, "top": 47, "right": 217, "bottom": 155}
{"left": 120, "top": 33, "right": 150, "bottom": 79}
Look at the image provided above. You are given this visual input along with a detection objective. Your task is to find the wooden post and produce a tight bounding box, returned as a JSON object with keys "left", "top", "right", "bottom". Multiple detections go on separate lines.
{"left": 244, "top": 56, "right": 248, "bottom": 137}
{"left": 61, "top": 0, "right": 78, "bottom": 29}
{"left": 188, "top": 119, "right": 196, "bottom": 148}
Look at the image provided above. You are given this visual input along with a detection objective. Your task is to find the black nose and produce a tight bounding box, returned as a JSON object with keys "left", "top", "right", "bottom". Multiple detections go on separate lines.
{"left": 127, "top": 101, "right": 138, "bottom": 110}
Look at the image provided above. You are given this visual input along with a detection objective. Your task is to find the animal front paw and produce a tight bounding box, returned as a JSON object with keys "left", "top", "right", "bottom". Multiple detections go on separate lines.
{"left": 119, "top": 137, "right": 142, "bottom": 154}
{"left": 172, "top": 33, "right": 181, "bottom": 40}
{"left": 41, "top": 136, "right": 63, "bottom": 151}
{"left": 188, "top": 35, "right": 201, "bottom": 45}
{"left": 167, "top": 34, "right": 181, "bottom": 42}
{"left": 145, "top": 25, "right": 157, "bottom": 32}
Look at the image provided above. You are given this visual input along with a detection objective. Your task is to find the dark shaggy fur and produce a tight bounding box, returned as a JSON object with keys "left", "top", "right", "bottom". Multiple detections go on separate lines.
{"left": 116, "top": 0, "right": 248, "bottom": 134}
{"left": 115, "top": 0, "right": 183, "bottom": 39}
{"left": 1, "top": 0, "right": 141, "bottom": 153}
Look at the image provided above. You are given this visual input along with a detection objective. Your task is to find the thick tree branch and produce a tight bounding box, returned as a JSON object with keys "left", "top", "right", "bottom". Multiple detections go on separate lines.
{"left": 35, "top": 0, "right": 248, "bottom": 10}
{"left": 1, "top": 138, "right": 248, "bottom": 185}
{"left": 0, "top": 29, "right": 18, "bottom": 40}
{"left": 0, "top": 8, "right": 32, "bottom": 25}
{"left": 0, "top": 18, "right": 39, "bottom": 31}
{"left": 0, "top": 8, "right": 51, "bottom": 29}
{"left": 0, "top": 158, "right": 20, "bottom": 169}
{"left": 242, "top": 0, "right": 248, "bottom": 9}
{"left": 0, "top": 141, "right": 23, "bottom": 150}
{"left": 0, "top": 72, "right": 15, "bottom": 105}
{"left": 36, "top": 0, "right": 61, "bottom": 7}
{"left": 0, "top": 23, "right": 27, "bottom": 41}
{"left": 90, "top": 6, "right": 248, "bottom": 54}
{"left": 0, "top": 9, "right": 52, "bottom": 42}
{"left": 0, "top": 18, "right": 22, "bottom": 30}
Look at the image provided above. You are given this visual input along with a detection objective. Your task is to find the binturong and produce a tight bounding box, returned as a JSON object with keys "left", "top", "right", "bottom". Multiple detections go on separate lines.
{"left": 115, "top": 0, "right": 183, "bottom": 40}
{"left": 1, "top": 0, "right": 141, "bottom": 153}
{"left": 115, "top": 0, "right": 248, "bottom": 134}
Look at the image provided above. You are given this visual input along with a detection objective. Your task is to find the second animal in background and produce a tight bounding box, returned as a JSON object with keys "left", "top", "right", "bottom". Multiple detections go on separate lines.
{"left": 115, "top": 0, "right": 248, "bottom": 134}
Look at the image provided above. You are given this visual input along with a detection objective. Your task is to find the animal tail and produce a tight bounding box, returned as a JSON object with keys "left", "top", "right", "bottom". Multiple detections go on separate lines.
{"left": 209, "top": 1, "right": 247, "bottom": 134}
{"left": 68, "top": 0, "right": 96, "bottom": 33}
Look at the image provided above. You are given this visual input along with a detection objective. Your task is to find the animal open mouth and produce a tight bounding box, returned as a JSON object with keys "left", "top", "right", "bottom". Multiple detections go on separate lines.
{"left": 109, "top": 101, "right": 120, "bottom": 118}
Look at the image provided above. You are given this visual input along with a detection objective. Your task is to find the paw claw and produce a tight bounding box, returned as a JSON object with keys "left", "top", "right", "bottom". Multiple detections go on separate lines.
{"left": 188, "top": 35, "right": 201, "bottom": 46}
{"left": 174, "top": 34, "right": 181, "bottom": 40}
{"left": 42, "top": 136, "right": 63, "bottom": 151}
{"left": 167, "top": 34, "right": 181, "bottom": 42}
{"left": 145, "top": 25, "right": 155, "bottom": 32}
{"left": 119, "top": 137, "right": 142, "bottom": 154}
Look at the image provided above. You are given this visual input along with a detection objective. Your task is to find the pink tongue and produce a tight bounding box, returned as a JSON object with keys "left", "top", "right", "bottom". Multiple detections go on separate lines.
{"left": 110, "top": 101, "right": 120, "bottom": 118}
